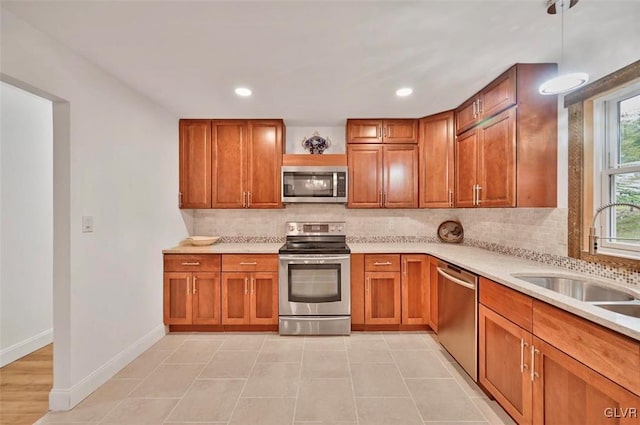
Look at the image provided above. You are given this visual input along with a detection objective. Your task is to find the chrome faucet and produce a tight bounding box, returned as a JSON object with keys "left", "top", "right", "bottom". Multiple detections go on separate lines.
{"left": 589, "top": 202, "right": 640, "bottom": 255}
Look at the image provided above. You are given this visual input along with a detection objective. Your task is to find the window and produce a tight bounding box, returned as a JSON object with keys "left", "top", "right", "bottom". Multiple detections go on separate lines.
{"left": 593, "top": 84, "right": 640, "bottom": 258}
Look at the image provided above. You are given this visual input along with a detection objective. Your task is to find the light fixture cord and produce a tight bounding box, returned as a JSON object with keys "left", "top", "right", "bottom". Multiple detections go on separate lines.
{"left": 560, "top": 0, "right": 565, "bottom": 70}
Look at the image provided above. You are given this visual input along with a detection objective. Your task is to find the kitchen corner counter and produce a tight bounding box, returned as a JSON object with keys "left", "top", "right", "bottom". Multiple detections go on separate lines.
{"left": 350, "top": 242, "right": 640, "bottom": 342}
{"left": 163, "top": 242, "right": 282, "bottom": 254}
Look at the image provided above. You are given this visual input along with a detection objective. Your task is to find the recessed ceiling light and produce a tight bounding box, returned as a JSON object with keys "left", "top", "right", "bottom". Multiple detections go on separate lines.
{"left": 235, "top": 87, "right": 252, "bottom": 97}
{"left": 396, "top": 87, "right": 413, "bottom": 97}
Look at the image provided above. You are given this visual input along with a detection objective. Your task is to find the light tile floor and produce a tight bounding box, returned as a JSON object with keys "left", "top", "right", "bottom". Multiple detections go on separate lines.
{"left": 36, "top": 332, "right": 516, "bottom": 425}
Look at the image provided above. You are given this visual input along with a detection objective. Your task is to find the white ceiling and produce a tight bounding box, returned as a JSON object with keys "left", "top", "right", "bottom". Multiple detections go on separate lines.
{"left": 3, "top": 0, "right": 640, "bottom": 125}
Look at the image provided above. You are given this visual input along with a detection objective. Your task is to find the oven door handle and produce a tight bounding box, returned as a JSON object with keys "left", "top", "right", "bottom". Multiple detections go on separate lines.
{"left": 279, "top": 255, "right": 350, "bottom": 262}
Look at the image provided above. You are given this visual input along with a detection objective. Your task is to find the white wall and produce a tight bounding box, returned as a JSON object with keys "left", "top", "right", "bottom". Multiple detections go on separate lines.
{"left": 0, "top": 10, "right": 187, "bottom": 409}
{"left": 0, "top": 82, "right": 53, "bottom": 367}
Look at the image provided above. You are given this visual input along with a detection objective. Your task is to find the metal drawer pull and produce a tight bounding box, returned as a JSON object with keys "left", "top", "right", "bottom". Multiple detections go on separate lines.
{"left": 520, "top": 339, "right": 529, "bottom": 373}
{"left": 193, "top": 276, "right": 197, "bottom": 294}
{"left": 530, "top": 346, "right": 540, "bottom": 381}
{"left": 240, "top": 262, "right": 258, "bottom": 265}
{"left": 366, "top": 277, "right": 370, "bottom": 294}
{"left": 244, "top": 277, "right": 248, "bottom": 294}
{"left": 181, "top": 262, "right": 200, "bottom": 266}
{"left": 374, "top": 261, "right": 392, "bottom": 266}
{"left": 247, "top": 192, "right": 252, "bottom": 207}
{"left": 251, "top": 277, "right": 255, "bottom": 293}
{"left": 449, "top": 189, "right": 453, "bottom": 207}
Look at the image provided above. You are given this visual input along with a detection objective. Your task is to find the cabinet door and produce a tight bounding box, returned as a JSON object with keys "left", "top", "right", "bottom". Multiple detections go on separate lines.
{"left": 246, "top": 120, "right": 283, "bottom": 208}
{"left": 347, "top": 119, "right": 382, "bottom": 144}
{"left": 428, "top": 257, "right": 438, "bottom": 332}
{"left": 383, "top": 119, "right": 418, "bottom": 144}
{"left": 347, "top": 145, "right": 383, "bottom": 208}
{"left": 365, "top": 271, "right": 401, "bottom": 324}
{"left": 455, "top": 128, "right": 478, "bottom": 207}
{"left": 212, "top": 120, "right": 246, "bottom": 208}
{"left": 179, "top": 120, "right": 212, "bottom": 209}
{"left": 164, "top": 272, "right": 192, "bottom": 325}
{"left": 419, "top": 112, "right": 455, "bottom": 208}
{"left": 383, "top": 144, "right": 418, "bottom": 208}
{"left": 478, "top": 108, "right": 516, "bottom": 207}
{"left": 455, "top": 96, "right": 479, "bottom": 135}
{"left": 479, "top": 305, "right": 533, "bottom": 425}
{"left": 192, "top": 272, "right": 221, "bottom": 325}
{"left": 532, "top": 337, "right": 640, "bottom": 425}
{"left": 481, "top": 67, "right": 516, "bottom": 120}
{"left": 401, "top": 255, "right": 429, "bottom": 325}
{"left": 350, "top": 254, "right": 366, "bottom": 328}
{"left": 250, "top": 272, "right": 278, "bottom": 325}
{"left": 221, "top": 272, "right": 250, "bottom": 324}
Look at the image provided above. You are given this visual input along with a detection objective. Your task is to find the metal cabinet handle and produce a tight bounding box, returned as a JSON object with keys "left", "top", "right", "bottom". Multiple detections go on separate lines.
{"left": 186, "top": 276, "right": 190, "bottom": 295}
{"left": 193, "top": 276, "right": 197, "bottom": 294}
{"left": 530, "top": 345, "right": 540, "bottom": 381}
{"left": 248, "top": 192, "right": 252, "bottom": 207}
{"left": 374, "top": 262, "right": 392, "bottom": 266}
{"left": 472, "top": 100, "right": 478, "bottom": 118}
{"left": 520, "top": 339, "right": 529, "bottom": 373}
{"left": 448, "top": 189, "right": 453, "bottom": 207}
{"left": 378, "top": 191, "right": 383, "bottom": 207}
{"left": 383, "top": 192, "right": 387, "bottom": 207}
{"left": 181, "top": 261, "right": 200, "bottom": 266}
{"left": 477, "top": 98, "right": 483, "bottom": 115}
{"left": 366, "top": 277, "right": 370, "bottom": 294}
{"left": 240, "top": 262, "right": 258, "bottom": 265}
{"left": 476, "top": 185, "right": 482, "bottom": 205}
{"left": 251, "top": 276, "right": 255, "bottom": 294}
{"left": 244, "top": 277, "right": 248, "bottom": 294}
{"left": 382, "top": 126, "right": 386, "bottom": 138}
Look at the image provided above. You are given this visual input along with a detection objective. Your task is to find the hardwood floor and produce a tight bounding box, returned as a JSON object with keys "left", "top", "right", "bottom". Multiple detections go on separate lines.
{"left": 0, "top": 344, "right": 52, "bottom": 425}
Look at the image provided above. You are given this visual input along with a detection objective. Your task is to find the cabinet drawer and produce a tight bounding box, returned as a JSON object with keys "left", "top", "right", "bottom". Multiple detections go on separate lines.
{"left": 222, "top": 254, "right": 279, "bottom": 272}
{"left": 365, "top": 254, "right": 400, "bottom": 272}
{"left": 164, "top": 254, "right": 221, "bottom": 272}
{"left": 533, "top": 300, "right": 640, "bottom": 397}
{"left": 479, "top": 277, "right": 532, "bottom": 332}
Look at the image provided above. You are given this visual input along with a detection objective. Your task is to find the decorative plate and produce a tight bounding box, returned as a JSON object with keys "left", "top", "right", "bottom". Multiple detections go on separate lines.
{"left": 437, "top": 220, "right": 464, "bottom": 243}
{"left": 301, "top": 131, "right": 332, "bottom": 154}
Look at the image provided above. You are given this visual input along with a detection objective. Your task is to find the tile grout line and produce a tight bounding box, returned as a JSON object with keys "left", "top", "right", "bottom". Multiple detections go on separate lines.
{"left": 224, "top": 335, "right": 267, "bottom": 425}
{"left": 290, "top": 337, "right": 307, "bottom": 425}
{"left": 159, "top": 338, "right": 224, "bottom": 423}
{"left": 345, "top": 334, "right": 361, "bottom": 425}
{"left": 383, "top": 333, "right": 428, "bottom": 424}
{"left": 93, "top": 335, "right": 188, "bottom": 425}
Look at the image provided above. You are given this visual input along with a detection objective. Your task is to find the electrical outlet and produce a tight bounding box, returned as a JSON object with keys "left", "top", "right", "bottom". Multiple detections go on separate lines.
{"left": 82, "top": 216, "right": 93, "bottom": 233}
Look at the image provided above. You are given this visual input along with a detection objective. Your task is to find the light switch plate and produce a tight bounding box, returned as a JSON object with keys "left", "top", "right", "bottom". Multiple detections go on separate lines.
{"left": 82, "top": 216, "right": 93, "bottom": 233}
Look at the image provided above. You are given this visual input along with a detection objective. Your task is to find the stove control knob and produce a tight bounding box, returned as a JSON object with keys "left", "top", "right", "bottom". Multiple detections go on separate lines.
{"left": 288, "top": 224, "right": 295, "bottom": 232}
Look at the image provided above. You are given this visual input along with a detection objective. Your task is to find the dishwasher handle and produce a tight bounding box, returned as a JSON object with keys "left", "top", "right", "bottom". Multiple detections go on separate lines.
{"left": 437, "top": 267, "right": 476, "bottom": 290}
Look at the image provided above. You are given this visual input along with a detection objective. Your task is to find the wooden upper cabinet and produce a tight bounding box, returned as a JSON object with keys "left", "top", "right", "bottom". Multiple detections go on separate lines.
{"left": 179, "top": 119, "right": 212, "bottom": 209}
{"left": 212, "top": 119, "right": 283, "bottom": 209}
{"left": 347, "top": 119, "right": 418, "bottom": 144}
{"left": 455, "top": 66, "right": 516, "bottom": 135}
{"left": 348, "top": 145, "right": 383, "bottom": 208}
{"left": 347, "top": 119, "right": 382, "bottom": 143}
{"left": 455, "top": 127, "right": 479, "bottom": 208}
{"left": 383, "top": 145, "right": 418, "bottom": 208}
{"left": 212, "top": 120, "right": 245, "bottom": 208}
{"left": 383, "top": 119, "right": 418, "bottom": 144}
{"left": 419, "top": 111, "right": 455, "bottom": 208}
{"left": 477, "top": 108, "right": 516, "bottom": 207}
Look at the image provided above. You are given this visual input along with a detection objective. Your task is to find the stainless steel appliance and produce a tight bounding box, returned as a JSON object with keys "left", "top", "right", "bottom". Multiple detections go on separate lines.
{"left": 278, "top": 221, "right": 350, "bottom": 335}
{"left": 281, "top": 166, "right": 347, "bottom": 203}
{"left": 437, "top": 260, "right": 479, "bottom": 381}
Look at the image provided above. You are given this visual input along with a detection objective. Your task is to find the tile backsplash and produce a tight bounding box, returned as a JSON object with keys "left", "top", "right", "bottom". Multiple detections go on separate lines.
{"left": 192, "top": 205, "right": 638, "bottom": 285}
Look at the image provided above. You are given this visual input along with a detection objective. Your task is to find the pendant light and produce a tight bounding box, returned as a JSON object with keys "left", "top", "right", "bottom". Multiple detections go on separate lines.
{"left": 539, "top": 0, "right": 589, "bottom": 95}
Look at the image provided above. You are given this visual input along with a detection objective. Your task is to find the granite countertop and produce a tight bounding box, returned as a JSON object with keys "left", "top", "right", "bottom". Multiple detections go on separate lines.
{"left": 164, "top": 241, "right": 640, "bottom": 342}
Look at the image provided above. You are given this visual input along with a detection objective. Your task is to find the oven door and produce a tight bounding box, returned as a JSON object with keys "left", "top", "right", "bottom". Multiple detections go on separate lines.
{"left": 279, "top": 254, "right": 350, "bottom": 316}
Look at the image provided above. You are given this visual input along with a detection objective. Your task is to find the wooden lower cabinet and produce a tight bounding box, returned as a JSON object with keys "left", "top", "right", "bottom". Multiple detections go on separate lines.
{"left": 365, "top": 271, "right": 401, "bottom": 324}
{"left": 401, "top": 254, "right": 429, "bottom": 325}
{"left": 480, "top": 278, "right": 640, "bottom": 425}
{"left": 164, "top": 271, "right": 221, "bottom": 325}
{"left": 350, "top": 254, "right": 366, "bottom": 328}
{"left": 221, "top": 271, "right": 278, "bottom": 325}
{"left": 479, "top": 304, "right": 532, "bottom": 425}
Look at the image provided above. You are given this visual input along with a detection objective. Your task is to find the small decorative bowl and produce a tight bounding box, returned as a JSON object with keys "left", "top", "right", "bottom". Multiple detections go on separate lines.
{"left": 187, "top": 236, "right": 220, "bottom": 246}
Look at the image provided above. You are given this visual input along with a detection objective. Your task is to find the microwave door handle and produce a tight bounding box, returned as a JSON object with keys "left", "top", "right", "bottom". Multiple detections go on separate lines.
{"left": 333, "top": 173, "right": 338, "bottom": 197}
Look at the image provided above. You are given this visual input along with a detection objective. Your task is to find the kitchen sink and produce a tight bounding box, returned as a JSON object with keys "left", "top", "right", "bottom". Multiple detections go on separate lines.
{"left": 512, "top": 275, "right": 636, "bottom": 302}
{"left": 593, "top": 303, "right": 640, "bottom": 318}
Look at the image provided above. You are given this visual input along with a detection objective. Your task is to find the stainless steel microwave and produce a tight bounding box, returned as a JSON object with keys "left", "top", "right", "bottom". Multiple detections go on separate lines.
{"left": 281, "top": 166, "right": 348, "bottom": 203}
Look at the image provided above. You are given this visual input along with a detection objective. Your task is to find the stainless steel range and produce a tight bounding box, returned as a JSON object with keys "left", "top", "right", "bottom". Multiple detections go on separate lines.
{"left": 278, "top": 221, "right": 351, "bottom": 335}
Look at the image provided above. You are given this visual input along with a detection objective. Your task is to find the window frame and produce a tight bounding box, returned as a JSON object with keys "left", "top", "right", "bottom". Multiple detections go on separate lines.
{"left": 593, "top": 85, "right": 640, "bottom": 258}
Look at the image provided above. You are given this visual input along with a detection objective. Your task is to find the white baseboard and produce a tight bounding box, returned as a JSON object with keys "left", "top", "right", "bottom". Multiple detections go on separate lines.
{"left": 48, "top": 323, "right": 166, "bottom": 411}
{"left": 0, "top": 329, "right": 53, "bottom": 367}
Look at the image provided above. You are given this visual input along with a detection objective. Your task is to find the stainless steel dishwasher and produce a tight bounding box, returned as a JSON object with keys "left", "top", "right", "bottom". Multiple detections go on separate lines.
{"left": 437, "top": 260, "right": 478, "bottom": 381}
